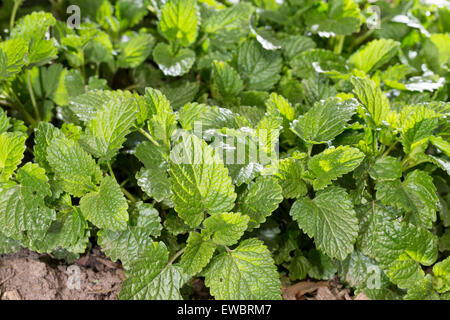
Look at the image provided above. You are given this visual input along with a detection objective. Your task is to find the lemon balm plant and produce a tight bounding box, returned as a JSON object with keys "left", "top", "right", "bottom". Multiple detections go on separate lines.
{"left": 0, "top": 0, "right": 449, "bottom": 300}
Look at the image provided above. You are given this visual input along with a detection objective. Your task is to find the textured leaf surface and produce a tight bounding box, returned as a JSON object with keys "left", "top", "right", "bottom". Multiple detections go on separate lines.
{"left": 376, "top": 170, "right": 438, "bottom": 229}
{"left": 158, "top": 0, "right": 198, "bottom": 47}
{"left": 290, "top": 186, "right": 359, "bottom": 260}
{"left": 236, "top": 176, "right": 282, "bottom": 229}
{"left": 368, "top": 156, "right": 402, "bottom": 180}
{"left": 237, "top": 39, "right": 282, "bottom": 91}
{"left": 153, "top": 43, "right": 195, "bottom": 77}
{"left": 120, "top": 242, "right": 187, "bottom": 300}
{"left": 47, "top": 138, "right": 102, "bottom": 197}
{"left": 169, "top": 134, "right": 236, "bottom": 227}
{"left": 349, "top": 39, "right": 400, "bottom": 73}
{"left": 204, "top": 238, "right": 282, "bottom": 300}
{"left": 351, "top": 77, "right": 390, "bottom": 128}
{"left": 0, "top": 132, "right": 26, "bottom": 182}
{"left": 291, "top": 97, "right": 358, "bottom": 144}
{"left": 80, "top": 176, "right": 129, "bottom": 231}
{"left": 180, "top": 231, "right": 217, "bottom": 275}
{"left": 309, "top": 146, "right": 365, "bottom": 190}
{"left": 273, "top": 156, "right": 308, "bottom": 199}
{"left": 204, "top": 212, "right": 249, "bottom": 246}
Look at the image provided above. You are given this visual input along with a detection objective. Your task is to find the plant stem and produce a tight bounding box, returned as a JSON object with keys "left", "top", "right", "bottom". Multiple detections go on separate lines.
{"left": 307, "top": 144, "right": 313, "bottom": 157}
{"left": 334, "top": 35, "right": 345, "bottom": 54}
{"left": 9, "top": 0, "right": 22, "bottom": 31}
{"left": 138, "top": 127, "right": 160, "bottom": 147}
{"left": 167, "top": 247, "right": 186, "bottom": 266}
{"left": 121, "top": 187, "right": 136, "bottom": 203}
{"left": 382, "top": 141, "right": 398, "bottom": 157}
{"left": 8, "top": 87, "right": 37, "bottom": 127}
{"left": 349, "top": 28, "right": 375, "bottom": 52}
{"left": 26, "top": 69, "right": 40, "bottom": 123}
{"left": 107, "top": 161, "right": 116, "bottom": 180}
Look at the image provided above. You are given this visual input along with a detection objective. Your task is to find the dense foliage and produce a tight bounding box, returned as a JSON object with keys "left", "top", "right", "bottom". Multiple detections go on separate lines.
{"left": 0, "top": 0, "right": 449, "bottom": 300}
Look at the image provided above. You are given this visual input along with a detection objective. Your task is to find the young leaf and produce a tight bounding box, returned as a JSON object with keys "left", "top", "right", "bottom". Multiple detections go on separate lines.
{"left": 180, "top": 231, "right": 217, "bottom": 275}
{"left": 376, "top": 170, "right": 439, "bottom": 229}
{"left": 351, "top": 77, "right": 390, "bottom": 129}
{"left": 290, "top": 97, "right": 358, "bottom": 144}
{"left": 204, "top": 238, "right": 282, "bottom": 300}
{"left": 80, "top": 175, "right": 129, "bottom": 231}
{"left": 236, "top": 176, "right": 283, "bottom": 229}
{"left": 204, "top": 212, "right": 249, "bottom": 246}
{"left": 0, "top": 132, "right": 26, "bottom": 182}
{"left": 120, "top": 242, "right": 187, "bottom": 300}
{"left": 309, "top": 145, "right": 365, "bottom": 190}
{"left": 158, "top": 0, "right": 198, "bottom": 47}
{"left": 81, "top": 94, "right": 137, "bottom": 162}
{"left": 237, "top": 39, "right": 282, "bottom": 91}
{"left": 152, "top": 43, "right": 195, "bottom": 77}
{"left": 47, "top": 138, "right": 102, "bottom": 197}
{"left": 272, "top": 157, "right": 308, "bottom": 199}
{"left": 290, "top": 186, "right": 359, "bottom": 260}
{"left": 349, "top": 39, "right": 400, "bottom": 73}
{"left": 368, "top": 156, "right": 402, "bottom": 180}
{"left": 169, "top": 134, "right": 236, "bottom": 227}
{"left": 0, "top": 38, "right": 27, "bottom": 80}
{"left": 117, "top": 33, "right": 154, "bottom": 68}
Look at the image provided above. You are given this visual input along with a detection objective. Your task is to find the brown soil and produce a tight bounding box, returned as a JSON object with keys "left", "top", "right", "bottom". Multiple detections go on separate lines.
{"left": 0, "top": 248, "right": 123, "bottom": 300}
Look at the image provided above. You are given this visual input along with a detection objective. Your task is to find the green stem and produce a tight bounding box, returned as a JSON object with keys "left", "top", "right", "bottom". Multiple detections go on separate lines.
{"left": 307, "top": 144, "right": 313, "bottom": 157}
{"left": 334, "top": 35, "right": 345, "bottom": 54}
{"left": 167, "top": 247, "right": 186, "bottom": 266}
{"left": 26, "top": 69, "right": 40, "bottom": 123}
{"left": 382, "top": 141, "right": 398, "bottom": 157}
{"left": 107, "top": 161, "right": 116, "bottom": 180}
{"left": 138, "top": 127, "right": 160, "bottom": 147}
{"left": 121, "top": 187, "right": 136, "bottom": 203}
{"left": 9, "top": 87, "right": 37, "bottom": 127}
{"left": 349, "top": 28, "right": 375, "bottom": 52}
{"left": 9, "top": 0, "right": 22, "bottom": 31}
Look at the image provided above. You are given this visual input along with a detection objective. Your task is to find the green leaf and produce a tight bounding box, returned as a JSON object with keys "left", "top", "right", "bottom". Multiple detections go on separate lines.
{"left": 26, "top": 207, "right": 89, "bottom": 254}
{"left": 158, "top": 0, "right": 198, "bottom": 47}
{"left": 204, "top": 212, "right": 249, "bottom": 246}
{"left": 272, "top": 156, "right": 308, "bottom": 199}
{"left": 0, "top": 108, "right": 10, "bottom": 134}
{"left": 81, "top": 94, "right": 137, "bottom": 162}
{"left": 290, "top": 97, "right": 358, "bottom": 144}
{"left": 135, "top": 141, "right": 171, "bottom": 202}
{"left": 348, "top": 39, "right": 400, "bottom": 73}
{"left": 115, "top": 0, "right": 149, "bottom": 29}
{"left": 339, "top": 251, "right": 392, "bottom": 299}
{"left": 355, "top": 201, "right": 398, "bottom": 258}
{"left": 266, "top": 93, "right": 295, "bottom": 122}
{"left": 237, "top": 39, "right": 282, "bottom": 91}
{"left": 0, "top": 163, "right": 55, "bottom": 240}
{"left": 399, "top": 105, "right": 439, "bottom": 154}
{"left": 180, "top": 231, "right": 217, "bottom": 275}
{"left": 80, "top": 175, "right": 129, "bottom": 231}
{"left": 169, "top": 134, "right": 236, "bottom": 227}
{"left": 120, "top": 242, "right": 187, "bottom": 300}
{"left": 47, "top": 138, "right": 102, "bottom": 197}
{"left": 433, "top": 256, "right": 450, "bottom": 293}
{"left": 385, "top": 254, "right": 425, "bottom": 289}
{"left": 0, "top": 231, "right": 21, "bottom": 254}
{"left": 0, "top": 132, "right": 26, "bottom": 182}
{"left": 309, "top": 145, "right": 365, "bottom": 190}
{"left": 99, "top": 202, "right": 162, "bottom": 269}
{"left": 289, "top": 253, "right": 310, "bottom": 281}
{"left": 305, "top": 0, "right": 361, "bottom": 36}
{"left": 290, "top": 186, "right": 359, "bottom": 260}
{"left": 204, "top": 238, "right": 282, "bottom": 300}
{"left": 368, "top": 156, "right": 402, "bottom": 180}
{"left": 373, "top": 221, "right": 438, "bottom": 267}
{"left": 117, "top": 33, "right": 154, "bottom": 68}
{"left": 211, "top": 60, "right": 243, "bottom": 104}
{"left": 351, "top": 77, "right": 390, "bottom": 129}
{"left": 236, "top": 176, "right": 283, "bottom": 229}
{"left": 203, "top": 3, "right": 254, "bottom": 34}
{"left": 152, "top": 43, "right": 195, "bottom": 77}
{"left": 0, "top": 38, "right": 27, "bottom": 80}
{"left": 376, "top": 170, "right": 439, "bottom": 229}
